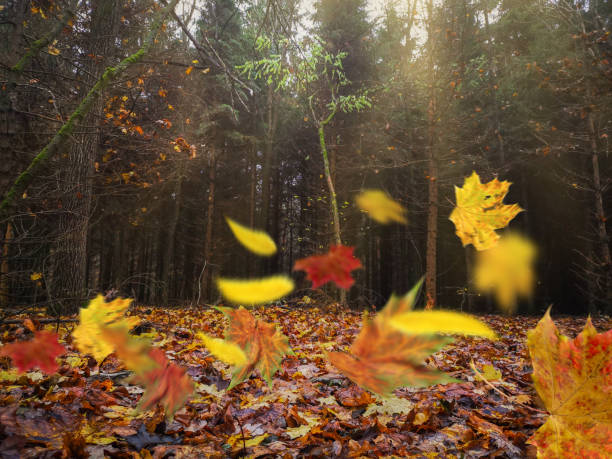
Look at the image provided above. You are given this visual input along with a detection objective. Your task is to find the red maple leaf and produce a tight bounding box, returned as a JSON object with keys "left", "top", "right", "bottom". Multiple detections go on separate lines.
{"left": 0, "top": 330, "right": 66, "bottom": 374}
{"left": 131, "top": 348, "right": 194, "bottom": 417}
{"left": 293, "top": 245, "right": 362, "bottom": 289}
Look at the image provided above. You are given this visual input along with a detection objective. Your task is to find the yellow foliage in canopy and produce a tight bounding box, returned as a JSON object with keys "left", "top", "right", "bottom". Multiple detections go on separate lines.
{"left": 196, "top": 332, "right": 247, "bottom": 367}
{"left": 449, "top": 171, "right": 522, "bottom": 250}
{"left": 474, "top": 233, "right": 536, "bottom": 313}
{"left": 72, "top": 295, "right": 139, "bottom": 362}
{"left": 389, "top": 310, "right": 497, "bottom": 339}
{"left": 225, "top": 217, "right": 277, "bottom": 256}
{"left": 355, "top": 190, "right": 407, "bottom": 224}
{"left": 216, "top": 275, "right": 294, "bottom": 305}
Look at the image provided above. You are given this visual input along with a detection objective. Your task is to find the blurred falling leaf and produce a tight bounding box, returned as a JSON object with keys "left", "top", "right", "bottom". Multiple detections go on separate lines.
{"left": 527, "top": 308, "right": 612, "bottom": 458}
{"left": 474, "top": 233, "right": 536, "bottom": 313}
{"left": 30, "top": 272, "right": 42, "bottom": 281}
{"left": 225, "top": 217, "right": 277, "bottom": 256}
{"left": 72, "top": 295, "right": 139, "bottom": 362}
{"left": 196, "top": 332, "right": 247, "bottom": 367}
{"left": 131, "top": 348, "right": 194, "bottom": 418}
{"left": 217, "top": 307, "right": 293, "bottom": 388}
{"left": 216, "top": 276, "right": 294, "bottom": 305}
{"left": 389, "top": 310, "right": 497, "bottom": 339}
{"left": 294, "top": 245, "right": 362, "bottom": 289}
{"left": 0, "top": 331, "right": 65, "bottom": 374}
{"left": 449, "top": 171, "right": 523, "bottom": 250}
{"left": 355, "top": 189, "right": 407, "bottom": 224}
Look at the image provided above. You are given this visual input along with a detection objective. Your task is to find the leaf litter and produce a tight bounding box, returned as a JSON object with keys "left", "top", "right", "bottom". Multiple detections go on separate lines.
{"left": 1, "top": 304, "right": 609, "bottom": 458}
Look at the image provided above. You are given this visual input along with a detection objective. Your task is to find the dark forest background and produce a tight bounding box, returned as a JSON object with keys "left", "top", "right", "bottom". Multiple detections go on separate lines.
{"left": 0, "top": 0, "right": 610, "bottom": 316}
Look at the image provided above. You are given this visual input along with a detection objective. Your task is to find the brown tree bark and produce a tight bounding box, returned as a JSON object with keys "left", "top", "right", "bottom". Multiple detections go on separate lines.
{"left": 49, "top": 1, "right": 119, "bottom": 315}
{"left": 199, "top": 148, "right": 217, "bottom": 304}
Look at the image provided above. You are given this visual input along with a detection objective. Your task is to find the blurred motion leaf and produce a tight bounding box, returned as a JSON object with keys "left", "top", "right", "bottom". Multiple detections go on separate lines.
{"left": 355, "top": 189, "right": 407, "bottom": 224}
{"left": 0, "top": 331, "right": 65, "bottom": 374}
{"left": 72, "top": 295, "right": 139, "bottom": 362}
{"left": 225, "top": 217, "right": 277, "bottom": 256}
{"left": 474, "top": 233, "right": 536, "bottom": 313}
{"left": 196, "top": 332, "right": 248, "bottom": 367}
{"left": 216, "top": 276, "right": 294, "bottom": 305}
{"left": 389, "top": 310, "right": 497, "bottom": 339}
{"left": 294, "top": 245, "right": 362, "bottom": 289}
{"left": 217, "top": 307, "right": 293, "bottom": 388}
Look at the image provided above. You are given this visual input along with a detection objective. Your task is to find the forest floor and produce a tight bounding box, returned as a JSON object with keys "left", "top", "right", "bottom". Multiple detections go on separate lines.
{"left": 0, "top": 305, "right": 610, "bottom": 459}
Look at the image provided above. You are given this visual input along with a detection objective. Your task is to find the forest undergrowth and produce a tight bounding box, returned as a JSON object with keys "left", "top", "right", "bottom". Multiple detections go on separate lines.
{"left": 0, "top": 304, "right": 609, "bottom": 458}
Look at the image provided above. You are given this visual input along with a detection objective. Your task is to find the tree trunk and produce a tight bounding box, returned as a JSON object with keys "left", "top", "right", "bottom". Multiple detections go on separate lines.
{"left": 424, "top": 0, "right": 438, "bottom": 309}
{"left": 199, "top": 148, "right": 217, "bottom": 304}
{"left": 318, "top": 123, "right": 346, "bottom": 305}
{"left": 587, "top": 111, "right": 612, "bottom": 313}
{"left": 0, "top": 223, "right": 13, "bottom": 307}
{"left": 162, "top": 160, "right": 185, "bottom": 305}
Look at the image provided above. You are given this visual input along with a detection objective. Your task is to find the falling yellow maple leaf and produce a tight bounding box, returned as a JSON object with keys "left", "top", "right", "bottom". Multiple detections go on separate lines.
{"left": 474, "top": 233, "right": 536, "bottom": 313}
{"left": 225, "top": 217, "right": 277, "bottom": 256}
{"left": 216, "top": 276, "right": 294, "bottom": 305}
{"left": 355, "top": 189, "right": 407, "bottom": 224}
{"left": 449, "top": 171, "right": 523, "bottom": 250}
{"left": 72, "top": 295, "right": 139, "bottom": 362}
{"left": 196, "top": 332, "right": 247, "bottom": 366}
{"left": 388, "top": 310, "right": 497, "bottom": 339}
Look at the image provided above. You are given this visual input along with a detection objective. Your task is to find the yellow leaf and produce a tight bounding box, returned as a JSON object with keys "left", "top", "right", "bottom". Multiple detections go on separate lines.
{"left": 481, "top": 364, "right": 502, "bottom": 381}
{"left": 244, "top": 434, "right": 268, "bottom": 447}
{"left": 388, "top": 310, "right": 497, "bottom": 339}
{"left": 449, "top": 171, "right": 523, "bottom": 250}
{"left": 196, "top": 332, "right": 247, "bottom": 366}
{"left": 355, "top": 189, "right": 407, "bottom": 224}
{"left": 192, "top": 59, "right": 199, "bottom": 64}
{"left": 30, "top": 272, "right": 42, "bottom": 281}
{"left": 216, "top": 276, "right": 294, "bottom": 305}
{"left": 474, "top": 233, "right": 536, "bottom": 313}
{"left": 72, "top": 295, "right": 139, "bottom": 362}
{"left": 527, "top": 309, "right": 612, "bottom": 457}
{"left": 185, "top": 66, "right": 193, "bottom": 75}
{"left": 225, "top": 217, "right": 277, "bottom": 256}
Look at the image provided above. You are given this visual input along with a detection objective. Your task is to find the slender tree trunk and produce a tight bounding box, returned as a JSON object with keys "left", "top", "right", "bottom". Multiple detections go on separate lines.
{"left": 0, "top": 223, "right": 13, "bottom": 307}
{"left": 318, "top": 122, "right": 346, "bottom": 304}
{"left": 587, "top": 111, "right": 612, "bottom": 313}
{"left": 424, "top": 0, "right": 438, "bottom": 309}
{"left": 200, "top": 148, "right": 217, "bottom": 303}
{"left": 162, "top": 160, "right": 184, "bottom": 305}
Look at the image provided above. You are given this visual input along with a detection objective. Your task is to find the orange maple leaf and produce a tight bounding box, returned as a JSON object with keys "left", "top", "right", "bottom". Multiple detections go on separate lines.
{"left": 527, "top": 308, "right": 612, "bottom": 458}
{"left": 131, "top": 348, "right": 194, "bottom": 418}
{"left": 217, "top": 307, "right": 293, "bottom": 389}
{"left": 0, "top": 330, "right": 66, "bottom": 374}
{"left": 328, "top": 279, "right": 455, "bottom": 395}
{"left": 327, "top": 318, "right": 454, "bottom": 395}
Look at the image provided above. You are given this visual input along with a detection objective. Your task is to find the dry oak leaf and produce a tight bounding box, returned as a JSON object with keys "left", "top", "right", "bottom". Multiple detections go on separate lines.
{"left": 474, "top": 233, "right": 536, "bottom": 313}
{"left": 449, "top": 171, "right": 523, "bottom": 250}
{"left": 0, "top": 330, "right": 66, "bottom": 374}
{"left": 355, "top": 189, "right": 407, "bottom": 224}
{"left": 217, "top": 307, "right": 293, "bottom": 389}
{"left": 294, "top": 245, "right": 362, "bottom": 289}
{"left": 72, "top": 295, "right": 139, "bottom": 362}
{"left": 131, "top": 348, "right": 194, "bottom": 418}
{"left": 527, "top": 308, "right": 612, "bottom": 458}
